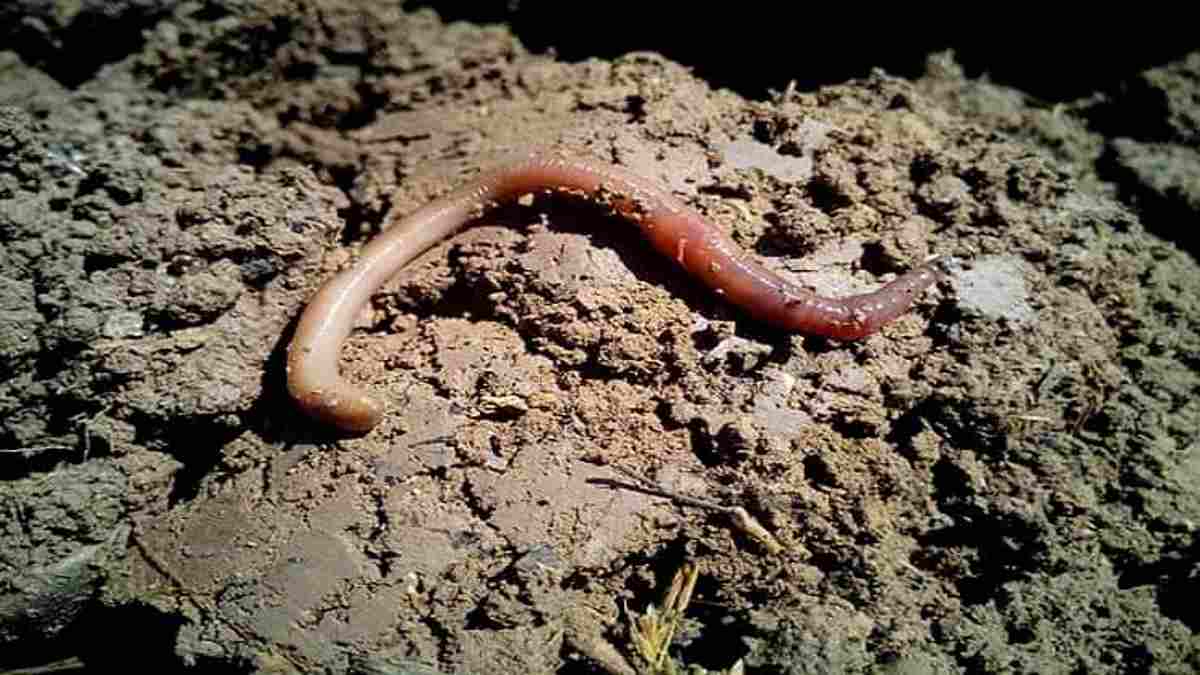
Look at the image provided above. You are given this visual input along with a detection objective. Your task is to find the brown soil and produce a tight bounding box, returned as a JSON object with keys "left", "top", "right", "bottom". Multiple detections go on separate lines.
{"left": 2, "top": 4, "right": 1198, "bottom": 674}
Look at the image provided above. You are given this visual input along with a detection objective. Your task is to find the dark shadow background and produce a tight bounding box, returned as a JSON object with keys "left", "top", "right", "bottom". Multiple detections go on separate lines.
{"left": 415, "top": 2, "right": 1197, "bottom": 101}
{"left": 3, "top": 1, "right": 1195, "bottom": 101}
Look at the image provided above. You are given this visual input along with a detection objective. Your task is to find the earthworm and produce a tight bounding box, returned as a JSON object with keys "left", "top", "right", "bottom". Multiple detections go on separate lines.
{"left": 286, "top": 151, "right": 944, "bottom": 433}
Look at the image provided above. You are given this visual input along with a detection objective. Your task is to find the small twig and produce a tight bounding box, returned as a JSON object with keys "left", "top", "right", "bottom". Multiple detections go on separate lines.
{"left": 0, "top": 445, "right": 75, "bottom": 456}
{"left": 1, "top": 413, "right": 111, "bottom": 461}
{"left": 567, "top": 625, "right": 638, "bottom": 675}
{"left": 0, "top": 657, "right": 86, "bottom": 675}
{"left": 592, "top": 469, "right": 784, "bottom": 555}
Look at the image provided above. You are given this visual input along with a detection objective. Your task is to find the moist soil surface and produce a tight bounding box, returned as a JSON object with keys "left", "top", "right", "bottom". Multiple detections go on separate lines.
{"left": 2, "top": 4, "right": 1198, "bottom": 674}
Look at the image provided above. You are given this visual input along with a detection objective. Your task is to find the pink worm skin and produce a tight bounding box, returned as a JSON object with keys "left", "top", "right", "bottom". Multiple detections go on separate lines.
{"left": 286, "top": 151, "right": 943, "bottom": 433}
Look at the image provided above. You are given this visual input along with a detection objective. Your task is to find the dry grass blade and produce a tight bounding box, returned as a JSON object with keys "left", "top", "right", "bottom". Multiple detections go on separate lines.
{"left": 626, "top": 563, "right": 700, "bottom": 674}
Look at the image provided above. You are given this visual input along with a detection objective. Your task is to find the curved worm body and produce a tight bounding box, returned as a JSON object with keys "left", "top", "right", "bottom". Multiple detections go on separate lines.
{"left": 287, "top": 151, "right": 943, "bottom": 433}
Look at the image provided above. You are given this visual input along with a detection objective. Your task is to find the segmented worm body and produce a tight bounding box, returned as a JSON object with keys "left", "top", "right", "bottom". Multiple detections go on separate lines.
{"left": 287, "top": 151, "right": 943, "bottom": 433}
